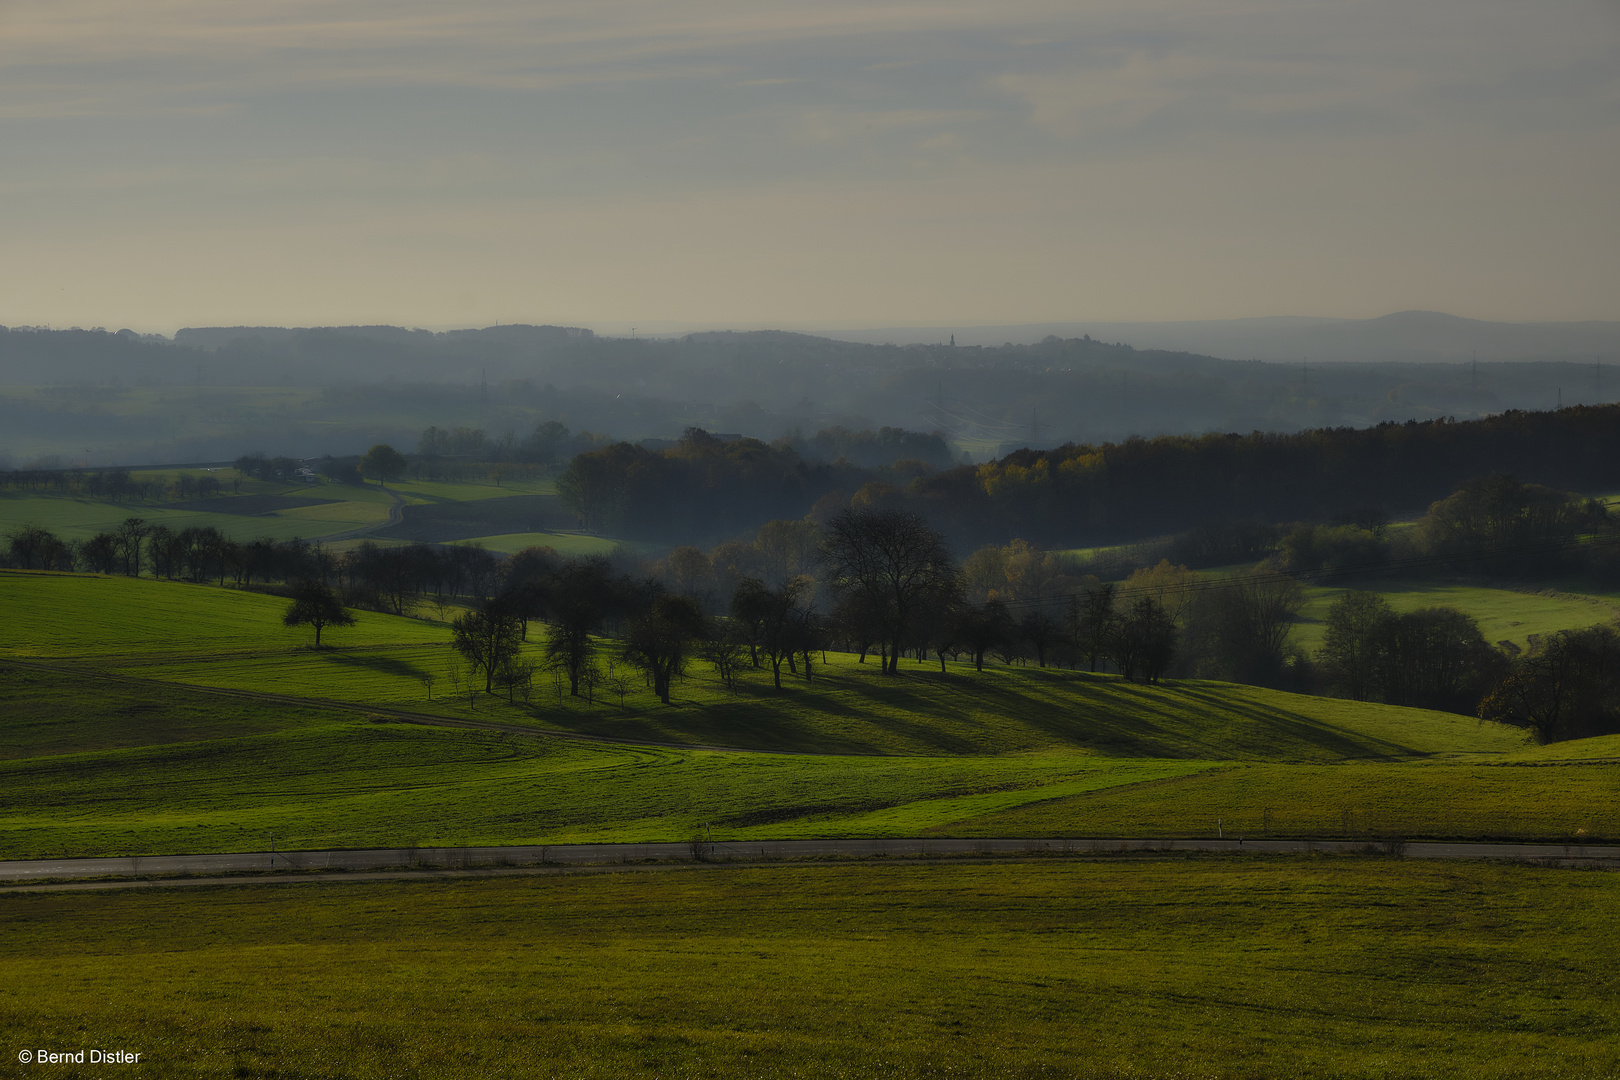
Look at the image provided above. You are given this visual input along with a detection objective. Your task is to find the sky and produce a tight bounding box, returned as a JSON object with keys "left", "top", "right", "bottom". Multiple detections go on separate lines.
{"left": 2, "top": 0, "right": 1617, "bottom": 334}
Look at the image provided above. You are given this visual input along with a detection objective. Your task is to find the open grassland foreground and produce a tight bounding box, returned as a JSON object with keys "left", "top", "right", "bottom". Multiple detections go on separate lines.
{"left": 2, "top": 860, "right": 1620, "bottom": 1079}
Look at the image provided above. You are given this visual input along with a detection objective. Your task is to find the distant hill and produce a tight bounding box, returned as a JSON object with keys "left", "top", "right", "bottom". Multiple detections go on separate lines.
{"left": 3, "top": 316, "right": 1618, "bottom": 467}
{"left": 827, "top": 311, "right": 1620, "bottom": 363}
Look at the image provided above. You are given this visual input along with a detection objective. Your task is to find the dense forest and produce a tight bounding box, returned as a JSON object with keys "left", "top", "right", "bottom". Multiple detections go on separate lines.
{"left": 556, "top": 405, "right": 1620, "bottom": 551}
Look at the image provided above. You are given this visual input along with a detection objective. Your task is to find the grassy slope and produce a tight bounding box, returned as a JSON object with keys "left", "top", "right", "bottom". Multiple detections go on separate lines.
{"left": 19, "top": 570, "right": 1620, "bottom": 857}
{"left": 1296, "top": 578, "right": 1620, "bottom": 653}
{"left": 1, "top": 571, "right": 1524, "bottom": 759}
{"left": 0, "top": 664, "right": 1207, "bottom": 858}
{"left": 940, "top": 760, "right": 1620, "bottom": 842}
{"left": 0, "top": 474, "right": 560, "bottom": 545}
{"left": 0, "top": 474, "right": 388, "bottom": 543}
{"left": 2, "top": 861, "right": 1618, "bottom": 1079}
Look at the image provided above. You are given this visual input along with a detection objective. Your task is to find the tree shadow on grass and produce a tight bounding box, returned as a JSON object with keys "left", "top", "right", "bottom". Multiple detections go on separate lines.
{"left": 319, "top": 651, "right": 432, "bottom": 681}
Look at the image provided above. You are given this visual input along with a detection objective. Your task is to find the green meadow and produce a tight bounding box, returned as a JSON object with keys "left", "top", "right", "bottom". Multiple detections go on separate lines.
{"left": 2, "top": 643, "right": 1216, "bottom": 858}
{"left": 3, "top": 860, "right": 1619, "bottom": 1079}
{"left": 2, "top": 570, "right": 1526, "bottom": 758}
{"left": 0, "top": 469, "right": 596, "bottom": 551}
{"left": 13, "top": 568, "right": 1620, "bottom": 860}
{"left": 1296, "top": 578, "right": 1620, "bottom": 653}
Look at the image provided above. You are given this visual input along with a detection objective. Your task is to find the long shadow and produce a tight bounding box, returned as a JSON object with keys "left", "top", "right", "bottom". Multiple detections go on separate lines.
{"left": 854, "top": 664, "right": 1419, "bottom": 761}
{"left": 319, "top": 651, "right": 432, "bottom": 681}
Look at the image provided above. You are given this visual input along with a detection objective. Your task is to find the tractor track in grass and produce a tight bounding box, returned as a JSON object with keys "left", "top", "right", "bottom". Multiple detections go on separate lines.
{"left": 0, "top": 655, "right": 887, "bottom": 758}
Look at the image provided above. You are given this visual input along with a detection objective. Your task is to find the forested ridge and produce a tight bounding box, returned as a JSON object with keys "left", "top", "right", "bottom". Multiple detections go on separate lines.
{"left": 6, "top": 321, "right": 1618, "bottom": 467}
{"left": 559, "top": 404, "right": 1620, "bottom": 550}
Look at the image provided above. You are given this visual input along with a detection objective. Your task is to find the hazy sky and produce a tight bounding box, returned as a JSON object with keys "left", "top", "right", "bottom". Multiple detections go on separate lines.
{"left": 3, "top": 0, "right": 1617, "bottom": 333}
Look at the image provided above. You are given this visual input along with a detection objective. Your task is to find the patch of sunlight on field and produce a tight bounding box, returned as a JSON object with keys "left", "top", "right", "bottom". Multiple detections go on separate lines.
{"left": 0, "top": 571, "right": 444, "bottom": 657}
{"left": 1297, "top": 579, "right": 1620, "bottom": 653}
{"left": 939, "top": 759, "right": 1617, "bottom": 841}
{"left": 456, "top": 530, "right": 623, "bottom": 556}
{"left": 0, "top": 699, "right": 1186, "bottom": 855}
{"left": 1503, "top": 731, "right": 1620, "bottom": 761}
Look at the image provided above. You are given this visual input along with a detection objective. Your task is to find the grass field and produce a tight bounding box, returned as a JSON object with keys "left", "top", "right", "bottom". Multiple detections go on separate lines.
{"left": 12, "top": 568, "right": 1613, "bottom": 860}
{"left": 3, "top": 859, "right": 1619, "bottom": 1079}
{"left": 18, "top": 569, "right": 1620, "bottom": 864}
{"left": 942, "top": 759, "right": 1620, "bottom": 842}
{"left": 0, "top": 471, "right": 567, "bottom": 547}
{"left": 1296, "top": 578, "right": 1620, "bottom": 653}
{"left": 3, "top": 649, "right": 1221, "bottom": 858}
{"left": 455, "top": 530, "right": 623, "bottom": 556}
{"left": 1, "top": 571, "right": 1528, "bottom": 760}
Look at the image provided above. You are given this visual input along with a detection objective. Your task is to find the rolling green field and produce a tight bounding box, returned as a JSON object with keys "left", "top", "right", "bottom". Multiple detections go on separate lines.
{"left": 1, "top": 652, "right": 1220, "bottom": 857}
{"left": 0, "top": 470, "right": 591, "bottom": 549}
{"left": 1296, "top": 578, "right": 1620, "bottom": 653}
{"left": 4, "top": 859, "right": 1619, "bottom": 1079}
{"left": 0, "top": 471, "right": 390, "bottom": 543}
{"left": 1, "top": 570, "right": 1528, "bottom": 759}
{"left": 13, "top": 568, "right": 1620, "bottom": 860}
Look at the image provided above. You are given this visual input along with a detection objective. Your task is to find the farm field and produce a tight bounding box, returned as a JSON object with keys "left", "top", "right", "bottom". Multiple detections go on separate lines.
{"left": 5, "top": 655, "right": 1606, "bottom": 857}
{"left": 0, "top": 469, "right": 581, "bottom": 548}
{"left": 1296, "top": 577, "right": 1620, "bottom": 654}
{"left": 1, "top": 571, "right": 1529, "bottom": 759}
{"left": 0, "top": 663, "right": 1207, "bottom": 857}
{"left": 452, "top": 530, "right": 622, "bottom": 556}
{"left": 942, "top": 758, "right": 1620, "bottom": 842}
{"left": 12, "top": 569, "right": 1617, "bottom": 861}
{"left": 4, "top": 859, "right": 1619, "bottom": 1079}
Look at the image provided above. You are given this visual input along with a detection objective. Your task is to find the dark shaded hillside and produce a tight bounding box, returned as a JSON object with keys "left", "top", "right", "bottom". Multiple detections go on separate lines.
{"left": 561, "top": 405, "right": 1620, "bottom": 550}
{"left": 920, "top": 405, "right": 1620, "bottom": 547}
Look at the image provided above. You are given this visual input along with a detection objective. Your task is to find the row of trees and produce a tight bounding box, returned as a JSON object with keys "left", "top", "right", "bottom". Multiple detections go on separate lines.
{"left": 1316, "top": 592, "right": 1505, "bottom": 714}
{"left": 1319, "top": 590, "right": 1620, "bottom": 741}
{"left": 2, "top": 521, "right": 507, "bottom": 610}
{"left": 2, "top": 468, "right": 226, "bottom": 502}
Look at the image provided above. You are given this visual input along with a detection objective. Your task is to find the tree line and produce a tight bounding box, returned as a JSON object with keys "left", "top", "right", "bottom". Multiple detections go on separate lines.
{"left": 554, "top": 405, "right": 1620, "bottom": 553}
{"left": 2, "top": 468, "right": 229, "bottom": 502}
{"left": 10, "top": 495, "right": 1617, "bottom": 744}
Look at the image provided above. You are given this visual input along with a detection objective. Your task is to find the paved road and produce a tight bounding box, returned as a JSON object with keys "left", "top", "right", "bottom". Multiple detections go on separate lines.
{"left": 3, "top": 836, "right": 1615, "bottom": 889}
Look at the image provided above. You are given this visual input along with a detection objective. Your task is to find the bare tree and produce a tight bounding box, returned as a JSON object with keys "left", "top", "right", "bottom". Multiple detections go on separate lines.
{"left": 623, "top": 594, "right": 705, "bottom": 704}
{"left": 731, "top": 575, "right": 813, "bottom": 689}
{"left": 452, "top": 599, "right": 525, "bottom": 693}
{"left": 820, "top": 508, "right": 956, "bottom": 676}
{"left": 116, "top": 517, "right": 150, "bottom": 577}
